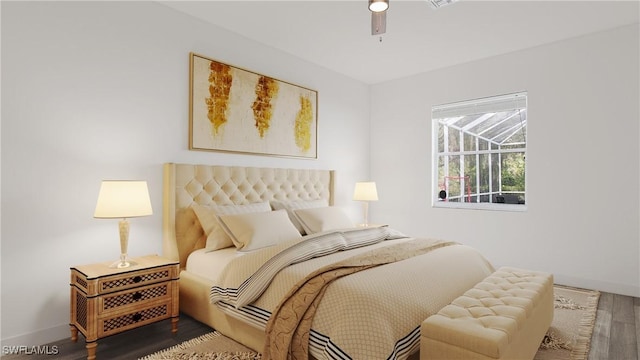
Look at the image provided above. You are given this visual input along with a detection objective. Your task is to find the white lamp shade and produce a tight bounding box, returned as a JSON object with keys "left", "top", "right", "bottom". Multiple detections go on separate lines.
{"left": 94, "top": 180, "right": 153, "bottom": 218}
{"left": 353, "top": 182, "right": 379, "bottom": 201}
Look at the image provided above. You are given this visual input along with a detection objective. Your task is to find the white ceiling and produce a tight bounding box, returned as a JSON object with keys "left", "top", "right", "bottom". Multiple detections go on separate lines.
{"left": 162, "top": 0, "right": 639, "bottom": 84}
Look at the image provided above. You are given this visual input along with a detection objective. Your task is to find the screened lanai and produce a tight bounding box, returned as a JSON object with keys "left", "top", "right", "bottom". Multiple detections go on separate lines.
{"left": 432, "top": 92, "right": 527, "bottom": 208}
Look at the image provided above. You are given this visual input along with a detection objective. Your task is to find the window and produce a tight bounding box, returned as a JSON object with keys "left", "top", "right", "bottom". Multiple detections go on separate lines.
{"left": 432, "top": 92, "right": 527, "bottom": 211}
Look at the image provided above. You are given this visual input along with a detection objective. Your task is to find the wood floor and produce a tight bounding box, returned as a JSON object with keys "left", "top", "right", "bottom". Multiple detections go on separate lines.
{"left": 3, "top": 291, "right": 638, "bottom": 360}
{"left": 1, "top": 317, "right": 212, "bottom": 360}
{"left": 588, "top": 292, "right": 640, "bottom": 360}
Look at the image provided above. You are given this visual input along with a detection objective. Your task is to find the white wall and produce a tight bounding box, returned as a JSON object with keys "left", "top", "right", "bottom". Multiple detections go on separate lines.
{"left": 3, "top": 0, "right": 638, "bottom": 349}
{"left": 370, "top": 24, "right": 640, "bottom": 297}
{"left": 0, "top": 2, "right": 370, "bottom": 346}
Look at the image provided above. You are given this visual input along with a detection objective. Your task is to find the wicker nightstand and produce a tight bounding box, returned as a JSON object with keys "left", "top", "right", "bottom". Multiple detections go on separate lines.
{"left": 69, "top": 255, "right": 179, "bottom": 360}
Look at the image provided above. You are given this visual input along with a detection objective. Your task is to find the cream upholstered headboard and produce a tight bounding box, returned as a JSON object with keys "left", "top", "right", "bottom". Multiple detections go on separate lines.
{"left": 162, "top": 163, "right": 335, "bottom": 268}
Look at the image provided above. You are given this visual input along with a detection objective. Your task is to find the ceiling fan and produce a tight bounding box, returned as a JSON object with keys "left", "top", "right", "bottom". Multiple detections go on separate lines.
{"left": 369, "top": 0, "right": 458, "bottom": 36}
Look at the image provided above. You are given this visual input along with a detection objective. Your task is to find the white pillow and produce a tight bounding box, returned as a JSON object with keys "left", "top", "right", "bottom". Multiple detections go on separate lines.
{"left": 270, "top": 199, "right": 329, "bottom": 234}
{"left": 218, "top": 209, "right": 301, "bottom": 251}
{"left": 192, "top": 202, "right": 271, "bottom": 251}
{"left": 293, "top": 207, "right": 354, "bottom": 234}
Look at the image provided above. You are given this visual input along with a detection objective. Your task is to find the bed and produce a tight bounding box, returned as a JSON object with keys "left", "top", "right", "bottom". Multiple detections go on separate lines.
{"left": 162, "top": 163, "right": 495, "bottom": 360}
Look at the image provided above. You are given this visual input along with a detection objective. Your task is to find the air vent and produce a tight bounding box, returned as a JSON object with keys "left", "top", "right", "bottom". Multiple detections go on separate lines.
{"left": 429, "top": 0, "right": 458, "bottom": 9}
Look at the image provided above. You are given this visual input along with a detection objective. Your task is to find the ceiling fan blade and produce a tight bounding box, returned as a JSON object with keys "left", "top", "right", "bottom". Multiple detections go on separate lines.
{"left": 371, "top": 11, "right": 386, "bottom": 35}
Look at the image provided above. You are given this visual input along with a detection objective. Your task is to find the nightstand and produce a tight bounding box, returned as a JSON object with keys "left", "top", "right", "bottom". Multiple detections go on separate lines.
{"left": 69, "top": 255, "right": 179, "bottom": 360}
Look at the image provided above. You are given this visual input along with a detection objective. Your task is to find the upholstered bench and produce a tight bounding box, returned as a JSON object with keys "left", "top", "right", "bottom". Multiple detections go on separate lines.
{"left": 420, "top": 267, "right": 554, "bottom": 360}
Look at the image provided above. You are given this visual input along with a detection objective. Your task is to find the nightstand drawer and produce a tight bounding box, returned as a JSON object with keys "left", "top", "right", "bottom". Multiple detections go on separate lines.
{"left": 98, "top": 301, "right": 172, "bottom": 338}
{"left": 97, "top": 267, "right": 173, "bottom": 294}
{"left": 99, "top": 282, "right": 171, "bottom": 314}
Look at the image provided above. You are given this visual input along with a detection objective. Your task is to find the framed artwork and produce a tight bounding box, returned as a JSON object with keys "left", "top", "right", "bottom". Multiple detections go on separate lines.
{"left": 189, "top": 52, "right": 318, "bottom": 159}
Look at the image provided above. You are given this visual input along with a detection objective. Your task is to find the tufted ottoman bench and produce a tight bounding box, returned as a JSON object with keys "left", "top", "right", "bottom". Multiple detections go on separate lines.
{"left": 420, "top": 267, "right": 554, "bottom": 360}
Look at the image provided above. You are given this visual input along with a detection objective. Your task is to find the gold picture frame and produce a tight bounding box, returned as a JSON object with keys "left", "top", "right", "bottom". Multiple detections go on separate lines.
{"left": 189, "top": 53, "right": 318, "bottom": 159}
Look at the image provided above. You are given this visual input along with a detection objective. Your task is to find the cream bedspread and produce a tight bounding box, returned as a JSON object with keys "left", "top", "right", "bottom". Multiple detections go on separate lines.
{"left": 209, "top": 227, "right": 494, "bottom": 360}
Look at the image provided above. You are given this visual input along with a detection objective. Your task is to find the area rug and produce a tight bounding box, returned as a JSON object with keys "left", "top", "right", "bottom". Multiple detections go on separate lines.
{"left": 138, "top": 332, "right": 261, "bottom": 360}
{"left": 535, "top": 285, "right": 600, "bottom": 360}
{"left": 140, "top": 285, "right": 599, "bottom": 360}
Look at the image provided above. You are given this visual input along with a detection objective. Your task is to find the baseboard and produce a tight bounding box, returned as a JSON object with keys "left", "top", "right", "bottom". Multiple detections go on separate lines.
{"left": 1, "top": 323, "right": 70, "bottom": 348}
{"left": 553, "top": 273, "right": 640, "bottom": 298}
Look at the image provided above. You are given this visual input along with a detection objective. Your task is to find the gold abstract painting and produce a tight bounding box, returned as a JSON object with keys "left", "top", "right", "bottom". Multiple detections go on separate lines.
{"left": 189, "top": 53, "right": 318, "bottom": 158}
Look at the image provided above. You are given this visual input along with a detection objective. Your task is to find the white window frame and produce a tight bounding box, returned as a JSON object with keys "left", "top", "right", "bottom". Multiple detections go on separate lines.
{"left": 431, "top": 92, "right": 527, "bottom": 212}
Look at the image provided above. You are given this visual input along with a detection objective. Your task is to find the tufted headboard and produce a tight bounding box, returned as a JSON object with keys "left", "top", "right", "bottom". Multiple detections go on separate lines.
{"left": 162, "top": 163, "right": 335, "bottom": 268}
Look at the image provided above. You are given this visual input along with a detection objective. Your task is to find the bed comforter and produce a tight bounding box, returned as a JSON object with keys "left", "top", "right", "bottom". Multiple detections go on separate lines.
{"left": 210, "top": 227, "right": 494, "bottom": 360}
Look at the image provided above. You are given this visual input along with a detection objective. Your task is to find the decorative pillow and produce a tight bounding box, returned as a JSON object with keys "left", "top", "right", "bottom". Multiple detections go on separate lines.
{"left": 192, "top": 202, "right": 271, "bottom": 251}
{"left": 218, "top": 209, "right": 302, "bottom": 251}
{"left": 270, "top": 199, "right": 329, "bottom": 234}
{"left": 292, "top": 206, "right": 354, "bottom": 234}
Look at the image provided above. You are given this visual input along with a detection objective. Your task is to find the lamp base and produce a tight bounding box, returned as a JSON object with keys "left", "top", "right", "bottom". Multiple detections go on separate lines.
{"left": 110, "top": 252, "right": 137, "bottom": 269}
{"left": 109, "top": 259, "right": 138, "bottom": 269}
{"left": 361, "top": 201, "right": 370, "bottom": 227}
{"left": 110, "top": 219, "right": 137, "bottom": 269}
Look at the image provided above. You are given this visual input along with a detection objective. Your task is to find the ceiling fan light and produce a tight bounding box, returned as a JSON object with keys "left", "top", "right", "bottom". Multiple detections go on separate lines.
{"left": 369, "top": 0, "right": 389, "bottom": 13}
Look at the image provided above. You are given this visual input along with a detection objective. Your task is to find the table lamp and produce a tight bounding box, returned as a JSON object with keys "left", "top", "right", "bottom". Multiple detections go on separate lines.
{"left": 353, "top": 181, "right": 378, "bottom": 226}
{"left": 94, "top": 180, "right": 153, "bottom": 268}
